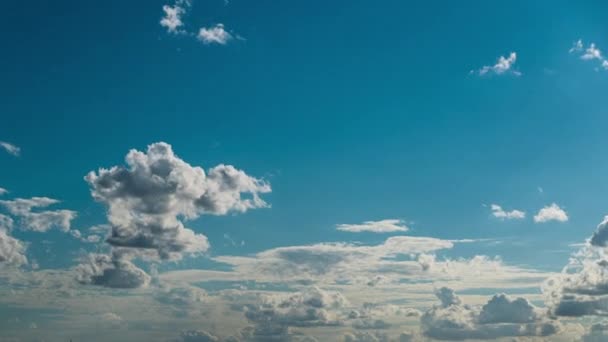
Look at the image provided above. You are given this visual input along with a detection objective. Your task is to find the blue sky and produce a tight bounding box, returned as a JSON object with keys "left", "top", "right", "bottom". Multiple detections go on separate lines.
{"left": 2, "top": 1, "right": 608, "bottom": 341}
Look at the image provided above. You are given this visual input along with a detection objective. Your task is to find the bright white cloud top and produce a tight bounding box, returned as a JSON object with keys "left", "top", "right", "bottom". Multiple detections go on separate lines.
{"left": 0, "top": 141, "right": 20, "bottom": 156}
{"left": 473, "top": 52, "right": 521, "bottom": 76}
{"left": 197, "top": 24, "right": 233, "bottom": 45}
{"left": 533, "top": 203, "right": 568, "bottom": 223}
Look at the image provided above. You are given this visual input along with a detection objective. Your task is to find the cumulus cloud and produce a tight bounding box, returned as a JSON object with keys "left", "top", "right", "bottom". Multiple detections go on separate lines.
{"left": 0, "top": 187, "right": 7, "bottom": 196}
{"left": 490, "top": 204, "right": 525, "bottom": 220}
{"left": 533, "top": 203, "right": 568, "bottom": 223}
{"left": 198, "top": 24, "right": 233, "bottom": 45}
{"left": 336, "top": 219, "right": 409, "bottom": 233}
{"left": 176, "top": 330, "right": 220, "bottom": 342}
{"left": 155, "top": 285, "right": 207, "bottom": 316}
{"left": 0, "top": 141, "right": 20, "bottom": 156}
{"left": 570, "top": 39, "right": 608, "bottom": 70}
{"left": 0, "top": 197, "right": 76, "bottom": 232}
{"left": 75, "top": 253, "right": 151, "bottom": 289}
{"left": 0, "top": 224, "right": 27, "bottom": 267}
{"left": 472, "top": 52, "right": 521, "bottom": 76}
{"left": 421, "top": 287, "right": 560, "bottom": 340}
{"left": 85, "top": 142, "right": 270, "bottom": 261}
{"left": 160, "top": 0, "right": 190, "bottom": 34}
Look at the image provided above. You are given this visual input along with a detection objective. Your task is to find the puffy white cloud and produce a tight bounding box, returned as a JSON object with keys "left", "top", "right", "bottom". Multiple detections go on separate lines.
{"left": 533, "top": 203, "right": 568, "bottom": 223}
{"left": 570, "top": 40, "right": 608, "bottom": 70}
{"left": 160, "top": 0, "right": 190, "bottom": 34}
{"left": 490, "top": 204, "right": 525, "bottom": 220}
{"left": 0, "top": 187, "right": 7, "bottom": 196}
{"left": 198, "top": 24, "right": 233, "bottom": 45}
{"left": 0, "top": 227, "right": 27, "bottom": 267}
{"left": 155, "top": 285, "right": 208, "bottom": 316}
{"left": 473, "top": 52, "right": 521, "bottom": 76}
{"left": 0, "top": 141, "right": 20, "bottom": 156}
{"left": 336, "top": 219, "right": 409, "bottom": 233}
{"left": 75, "top": 253, "right": 151, "bottom": 289}
{"left": 0, "top": 197, "right": 76, "bottom": 232}
{"left": 85, "top": 142, "right": 270, "bottom": 261}
{"left": 421, "top": 287, "right": 560, "bottom": 340}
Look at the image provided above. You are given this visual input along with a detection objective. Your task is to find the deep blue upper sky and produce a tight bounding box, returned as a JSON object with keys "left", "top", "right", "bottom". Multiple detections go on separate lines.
{"left": 2, "top": 0, "right": 608, "bottom": 271}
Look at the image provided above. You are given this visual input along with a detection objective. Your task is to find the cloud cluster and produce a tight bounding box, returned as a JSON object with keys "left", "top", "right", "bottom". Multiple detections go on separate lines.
{"left": 0, "top": 197, "right": 76, "bottom": 232}
{"left": 570, "top": 39, "right": 608, "bottom": 70}
{"left": 490, "top": 204, "right": 525, "bottom": 220}
{"left": 421, "top": 287, "right": 560, "bottom": 340}
{"left": 85, "top": 142, "right": 270, "bottom": 261}
{"left": 533, "top": 203, "right": 568, "bottom": 223}
{"left": 473, "top": 52, "right": 521, "bottom": 76}
{"left": 0, "top": 141, "right": 20, "bottom": 156}
{"left": 336, "top": 219, "right": 409, "bottom": 233}
{"left": 160, "top": 1, "right": 238, "bottom": 45}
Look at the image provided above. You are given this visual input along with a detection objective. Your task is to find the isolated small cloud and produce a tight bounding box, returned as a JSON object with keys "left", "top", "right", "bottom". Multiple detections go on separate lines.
{"left": 490, "top": 204, "right": 525, "bottom": 220}
{"left": 570, "top": 39, "right": 608, "bottom": 70}
{"left": 0, "top": 141, "right": 20, "bottom": 156}
{"left": 336, "top": 219, "right": 409, "bottom": 233}
{"left": 473, "top": 52, "right": 521, "bottom": 76}
{"left": 0, "top": 188, "right": 7, "bottom": 196}
{"left": 160, "top": 0, "right": 190, "bottom": 34}
{"left": 534, "top": 203, "right": 568, "bottom": 223}
{"left": 197, "top": 24, "right": 233, "bottom": 45}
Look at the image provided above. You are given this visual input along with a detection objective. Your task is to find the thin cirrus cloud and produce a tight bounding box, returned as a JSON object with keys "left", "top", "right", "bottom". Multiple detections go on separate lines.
{"left": 472, "top": 52, "right": 521, "bottom": 76}
{"left": 0, "top": 141, "right": 20, "bottom": 157}
{"left": 336, "top": 219, "right": 409, "bottom": 233}
{"left": 533, "top": 203, "right": 568, "bottom": 223}
{"left": 570, "top": 39, "right": 608, "bottom": 70}
{"left": 490, "top": 204, "right": 526, "bottom": 220}
{"left": 160, "top": 0, "right": 239, "bottom": 45}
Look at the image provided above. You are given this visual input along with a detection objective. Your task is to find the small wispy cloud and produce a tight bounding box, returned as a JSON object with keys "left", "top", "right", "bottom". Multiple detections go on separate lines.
{"left": 0, "top": 141, "right": 20, "bottom": 157}
{"left": 534, "top": 203, "right": 568, "bottom": 223}
{"left": 472, "top": 52, "right": 521, "bottom": 76}
{"left": 490, "top": 204, "right": 525, "bottom": 220}
{"left": 197, "top": 24, "right": 233, "bottom": 45}
{"left": 336, "top": 219, "right": 409, "bottom": 233}
{"left": 570, "top": 39, "right": 608, "bottom": 70}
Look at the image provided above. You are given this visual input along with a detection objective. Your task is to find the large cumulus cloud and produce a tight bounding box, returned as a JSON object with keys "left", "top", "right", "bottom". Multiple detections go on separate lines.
{"left": 544, "top": 216, "right": 608, "bottom": 317}
{"left": 421, "top": 287, "right": 560, "bottom": 340}
{"left": 0, "top": 214, "right": 27, "bottom": 266}
{"left": 75, "top": 253, "right": 151, "bottom": 289}
{"left": 85, "top": 142, "right": 270, "bottom": 261}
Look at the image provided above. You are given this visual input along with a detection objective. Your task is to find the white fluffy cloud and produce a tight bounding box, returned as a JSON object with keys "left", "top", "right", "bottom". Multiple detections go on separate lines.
{"left": 85, "top": 142, "right": 270, "bottom": 261}
{"left": 160, "top": 0, "right": 190, "bottom": 34}
{"left": 337, "top": 219, "right": 409, "bottom": 233}
{"left": 198, "top": 24, "right": 233, "bottom": 45}
{"left": 570, "top": 39, "right": 608, "bottom": 70}
{"left": 421, "top": 287, "right": 560, "bottom": 340}
{"left": 0, "top": 216, "right": 27, "bottom": 266}
{"left": 490, "top": 204, "right": 525, "bottom": 220}
{"left": 0, "top": 188, "right": 7, "bottom": 196}
{"left": 0, "top": 141, "right": 20, "bottom": 156}
{"left": 0, "top": 197, "right": 76, "bottom": 232}
{"left": 533, "top": 203, "right": 568, "bottom": 223}
{"left": 473, "top": 52, "right": 521, "bottom": 76}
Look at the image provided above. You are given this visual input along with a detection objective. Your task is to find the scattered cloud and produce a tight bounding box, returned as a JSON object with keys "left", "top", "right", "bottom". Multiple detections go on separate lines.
{"left": 0, "top": 221, "right": 27, "bottom": 267}
{"left": 198, "top": 24, "right": 233, "bottom": 45}
{"left": 421, "top": 287, "right": 560, "bottom": 340}
{"left": 0, "top": 188, "right": 7, "bottom": 196}
{"left": 0, "top": 141, "right": 20, "bottom": 156}
{"left": 570, "top": 39, "right": 608, "bottom": 70}
{"left": 490, "top": 204, "right": 525, "bottom": 220}
{"left": 533, "top": 203, "right": 568, "bottom": 223}
{"left": 472, "top": 52, "right": 521, "bottom": 76}
{"left": 75, "top": 252, "right": 151, "bottom": 289}
{"left": 336, "top": 219, "right": 409, "bottom": 233}
{"left": 0, "top": 197, "right": 76, "bottom": 232}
